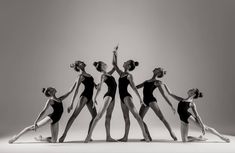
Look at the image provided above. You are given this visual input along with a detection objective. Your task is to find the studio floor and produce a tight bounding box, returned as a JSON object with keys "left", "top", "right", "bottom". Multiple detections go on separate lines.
{"left": 1, "top": 128, "right": 234, "bottom": 153}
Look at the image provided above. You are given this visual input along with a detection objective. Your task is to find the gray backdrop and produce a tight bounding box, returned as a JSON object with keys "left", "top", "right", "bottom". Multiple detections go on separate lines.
{"left": 0, "top": 0, "right": 234, "bottom": 138}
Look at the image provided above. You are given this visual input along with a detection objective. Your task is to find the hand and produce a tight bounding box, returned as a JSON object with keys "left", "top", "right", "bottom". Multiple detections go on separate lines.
{"left": 114, "top": 45, "right": 119, "bottom": 51}
{"left": 92, "top": 100, "right": 98, "bottom": 108}
{"left": 113, "top": 50, "right": 117, "bottom": 55}
{"left": 67, "top": 105, "right": 73, "bottom": 113}
{"left": 33, "top": 123, "right": 38, "bottom": 131}
{"left": 140, "top": 100, "right": 146, "bottom": 107}
{"left": 171, "top": 107, "right": 176, "bottom": 114}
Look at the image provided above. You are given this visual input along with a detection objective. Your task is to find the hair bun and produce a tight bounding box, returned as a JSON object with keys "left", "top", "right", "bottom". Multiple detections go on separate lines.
{"left": 199, "top": 92, "right": 203, "bottom": 98}
{"left": 134, "top": 61, "right": 139, "bottom": 66}
{"left": 42, "top": 88, "right": 46, "bottom": 93}
{"left": 93, "top": 62, "right": 98, "bottom": 67}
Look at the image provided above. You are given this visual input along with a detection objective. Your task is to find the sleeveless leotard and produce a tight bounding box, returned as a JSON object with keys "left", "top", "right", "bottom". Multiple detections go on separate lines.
{"left": 103, "top": 75, "right": 117, "bottom": 100}
{"left": 118, "top": 75, "right": 132, "bottom": 102}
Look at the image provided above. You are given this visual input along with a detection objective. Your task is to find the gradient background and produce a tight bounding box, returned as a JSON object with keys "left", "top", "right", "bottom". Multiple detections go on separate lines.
{"left": 0, "top": 0, "right": 234, "bottom": 139}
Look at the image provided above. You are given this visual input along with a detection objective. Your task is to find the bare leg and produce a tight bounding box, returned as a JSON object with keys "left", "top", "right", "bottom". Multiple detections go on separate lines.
{"left": 139, "top": 105, "right": 152, "bottom": 141}
{"left": 84, "top": 97, "right": 112, "bottom": 143}
{"left": 9, "top": 116, "right": 52, "bottom": 143}
{"left": 180, "top": 121, "right": 189, "bottom": 142}
{"left": 105, "top": 98, "right": 117, "bottom": 142}
{"left": 59, "top": 97, "right": 87, "bottom": 142}
{"left": 188, "top": 116, "right": 230, "bottom": 143}
{"left": 124, "top": 97, "right": 150, "bottom": 142}
{"left": 36, "top": 122, "right": 59, "bottom": 143}
{"left": 118, "top": 101, "right": 130, "bottom": 142}
{"left": 86, "top": 99, "right": 98, "bottom": 141}
{"left": 149, "top": 102, "right": 177, "bottom": 141}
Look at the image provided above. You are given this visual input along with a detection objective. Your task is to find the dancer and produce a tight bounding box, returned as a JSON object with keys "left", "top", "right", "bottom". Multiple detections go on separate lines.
{"left": 84, "top": 58, "right": 117, "bottom": 143}
{"left": 59, "top": 61, "right": 97, "bottom": 142}
{"left": 164, "top": 86, "right": 230, "bottom": 143}
{"left": 136, "top": 67, "right": 177, "bottom": 141}
{"left": 112, "top": 50, "right": 150, "bottom": 142}
{"left": 9, "top": 85, "right": 76, "bottom": 143}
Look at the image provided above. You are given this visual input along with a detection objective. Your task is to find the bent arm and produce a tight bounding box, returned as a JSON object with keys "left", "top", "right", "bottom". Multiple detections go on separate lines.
{"left": 34, "top": 100, "right": 51, "bottom": 124}
{"left": 163, "top": 84, "right": 183, "bottom": 101}
{"left": 136, "top": 82, "right": 145, "bottom": 89}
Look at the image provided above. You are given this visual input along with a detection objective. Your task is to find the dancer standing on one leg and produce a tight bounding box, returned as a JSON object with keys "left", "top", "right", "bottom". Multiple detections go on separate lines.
{"left": 137, "top": 67, "right": 177, "bottom": 141}
{"left": 112, "top": 49, "right": 150, "bottom": 142}
{"left": 164, "top": 86, "right": 230, "bottom": 143}
{"left": 59, "top": 61, "right": 97, "bottom": 142}
{"left": 9, "top": 85, "right": 76, "bottom": 144}
{"left": 84, "top": 56, "right": 117, "bottom": 143}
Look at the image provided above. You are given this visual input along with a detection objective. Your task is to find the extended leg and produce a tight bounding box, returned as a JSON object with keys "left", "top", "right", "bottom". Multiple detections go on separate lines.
{"left": 118, "top": 101, "right": 130, "bottom": 142}
{"left": 59, "top": 97, "right": 87, "bottom": 142}
{"left": 139, "top": 105, "right": 152, "bottom": 141}
{"left": 149, "top": 102, "right": 177, "bottom": 141}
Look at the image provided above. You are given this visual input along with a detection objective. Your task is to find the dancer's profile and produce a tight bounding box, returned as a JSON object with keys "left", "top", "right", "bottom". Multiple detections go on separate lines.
{"left": 8, "top": 85, "right": 76, "bottom": 143}
{"left": 136, "top": 67, "right": 177, "bottom": 141}
{"left": 164, "top": 86, "right": 230, "bottom": 143}
{"left": 112, "top": 48, "right": 150, "bottom": 142}
{"left": 59, "top": 61, "right": 97, "bottom": 142}
{"left": 84, "top": 49, "right": 117, "bottom": 143}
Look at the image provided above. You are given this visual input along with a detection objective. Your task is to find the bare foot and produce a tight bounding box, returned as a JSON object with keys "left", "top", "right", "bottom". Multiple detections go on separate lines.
{"left": 59, "top": 135, "right": 66, "bottom": 143}
{"left": 221, "top": 136, "right": 230, "bottom": 143}
{"left": 8, "top": 135, "right": 17, "bottom": 144}
{"left": 34, "top": 135, "right": 43, "bottom": 141}
{"left": 171, "top": 133, "right": 178, "bottom": 141}
{"left": 106, "top": 137, "right": 117, "bottom": 142}
{"left": 84, "top": 137, "right": 90, "bottom": 143}
{"left": 117, "top": 137, "right": 128, "bottom": 142}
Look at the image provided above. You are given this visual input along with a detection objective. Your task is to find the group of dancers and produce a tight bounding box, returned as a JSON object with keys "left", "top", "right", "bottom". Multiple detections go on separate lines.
{"left": 9, "top": 46, "right": 230, "bottom": 144}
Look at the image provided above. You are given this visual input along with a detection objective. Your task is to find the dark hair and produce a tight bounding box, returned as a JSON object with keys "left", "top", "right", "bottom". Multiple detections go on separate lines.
{"left": 70, "top": 61, "right": 83, "bottom": 72}
{"left": 42, "top": 88, "right": 51, "bottom": 97}
{"left": 194, "top": 88, "right": 203, "bottom": 99}
{"left": 155, "top": 67, "right": 166, "bottom": 78}
{"left": 93, "top": 61, "right": 102, "bottom": 72}
{"left": 128, "top": 60, "right": 139, "bottom": 71}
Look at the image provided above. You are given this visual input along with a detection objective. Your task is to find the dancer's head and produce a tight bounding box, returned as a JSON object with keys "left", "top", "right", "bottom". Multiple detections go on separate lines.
{"left": 93, "top": 61, "right": 107, "bottom": 72}
{"left": 70, "top": 60, "right": 86, "bottom": 72}
{"left": 42, "top": 87, "right": 56, "bottom": 97}
{"left": 123, "top": 60, "right": 139, "bottom": 71}
{"left": 187, "top": 88, "right": 203, "bottom": 99}
{"left": 153, "top": 67, "right": 166, "bottom": 78}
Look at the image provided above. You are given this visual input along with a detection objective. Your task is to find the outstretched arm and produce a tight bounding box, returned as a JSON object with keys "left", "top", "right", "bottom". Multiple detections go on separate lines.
{"left": 68, "top": 75, "right": 83, "bottom": 113}
{"left": 191, "top": 103, "right": 205, "bottom": 135}
{"left": 59, "top": 82, "right": 77, "bottom": 101}
{"left": 136, "top": 81, "right": 145, "bottom": 89}
{"left": 163, "top": 84, "right": 183, "bottom": 101}
{"left": 158, "top": 83, "right": 176, "bottom": 113}
{"left": 33, "top": 100, "right": 51, "bottom": 128}
{"left": 128, "top": 74, "right": 145, "bottom": 106}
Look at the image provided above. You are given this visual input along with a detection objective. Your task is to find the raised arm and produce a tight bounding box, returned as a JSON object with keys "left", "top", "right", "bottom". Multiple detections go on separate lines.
{"left": 136, "top": 81, "right": 145, "bottom": 89}
{"left": 67, "top": 75, "right": 83, "bottom": 113}
{"left": 107, "top": 67, "right": 116, "bottom": 75}
{"left": 33, "top": 99, "right": 51, "bottom": 129}
{"left": 59, "top": 82, "right": 77, "bottom": 101}
{"left": 112, "top": 50, "right": 124, "bottom": 75}
{"left": 191, "top": 103, "right": 206, "bottom": 135}
{"left": 127, "top": 74, "right": 145, "bottom": 106}
{"left": 163, "top": 84, "right": 183, "bottom": 101}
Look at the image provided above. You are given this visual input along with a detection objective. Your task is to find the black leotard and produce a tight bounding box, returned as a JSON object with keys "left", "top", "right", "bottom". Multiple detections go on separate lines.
{"left": 143, "top": 81, "right": 157, "bottom": 106}
{"left": 118, "top": 75, "right": 132, "bottom": 102}
{"left": 48, "top": 100, "right": 63, "bottom": 124}
{"left": 103, "top": 75, "right": 117, "bottom": 100}
{"left": 177, "top": 101, "right": 192, "bottom": 124}
{"left": 80, "top": 75, "right": 95, "bottom": 102}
